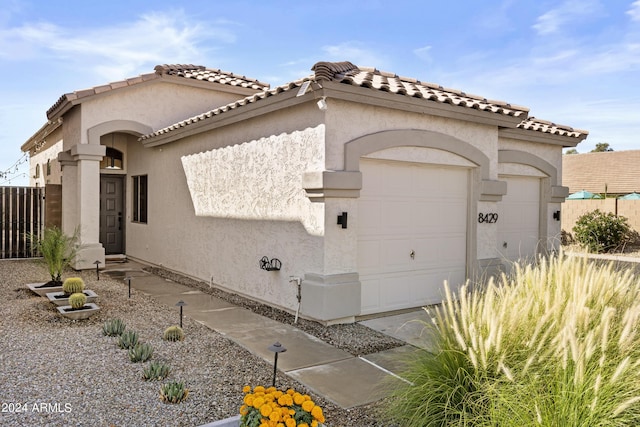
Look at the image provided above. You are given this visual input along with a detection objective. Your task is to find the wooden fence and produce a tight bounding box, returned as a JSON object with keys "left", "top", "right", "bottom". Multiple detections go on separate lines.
{"left": 0, "top": 186, "right": 45, "bottom": 259}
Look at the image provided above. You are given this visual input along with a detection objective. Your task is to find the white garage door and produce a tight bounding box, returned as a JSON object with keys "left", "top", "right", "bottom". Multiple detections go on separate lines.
{"left": 497, "top": 175, "right": 541, "bottom": 267}
{"left": 358, "top": 159, "right": 468, "bottom": 315}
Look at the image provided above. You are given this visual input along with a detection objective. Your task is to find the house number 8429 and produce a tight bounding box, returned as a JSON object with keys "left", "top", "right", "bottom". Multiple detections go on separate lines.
{"left": 478, "top": 213, "right": 498, "bottom": 223}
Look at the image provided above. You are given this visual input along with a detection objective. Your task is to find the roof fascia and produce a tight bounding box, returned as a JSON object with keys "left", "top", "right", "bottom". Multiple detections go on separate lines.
{"left": 499, "top": 127, "right": 585, "bottom": 147}
{"left": 20, "top": 118, "right": 63, "bottom": 152}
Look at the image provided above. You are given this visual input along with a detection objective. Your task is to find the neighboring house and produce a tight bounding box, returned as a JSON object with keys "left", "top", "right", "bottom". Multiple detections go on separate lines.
{"left": 562, "top": 151, "right": 640, "bottom": 234}
{"left": 21, "top": 61, "right": 587, "bottom": 324}
{"left": 563, "top": 150, "right": 640, "bottom": 196}
{"left": 21, "top": 119, "right": 64, "bottom": 187}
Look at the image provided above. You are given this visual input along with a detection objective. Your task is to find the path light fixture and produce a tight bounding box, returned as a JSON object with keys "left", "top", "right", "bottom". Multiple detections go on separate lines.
{"left": 94, "top": 260, "right": 101, "bottom": 280}
{"left": 268, "top": 342, "right": 287, "bottom": 387}
{"left": 124, "top": 276, "right": 132, "bottom": 298}
{"left": 175, "top": 300, "right": 187, "bottom": 328}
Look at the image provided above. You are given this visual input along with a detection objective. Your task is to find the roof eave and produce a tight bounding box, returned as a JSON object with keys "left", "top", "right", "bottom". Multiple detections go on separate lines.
{"left": 320, "top": 80, "right": 528, "bottom": 129}
{"left": 499, "top": 127, "right": 587, "bottom": 147}
{"left": 20, "top": 118, "right": 63, "bottom": 152}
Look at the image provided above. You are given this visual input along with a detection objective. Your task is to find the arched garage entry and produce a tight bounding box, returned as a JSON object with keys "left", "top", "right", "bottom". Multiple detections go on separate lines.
{"left": 344, "top": 129, "right": 489, "bottom": 315}
{"left": 497, "top": 150, "right": 558, "bottom": 269}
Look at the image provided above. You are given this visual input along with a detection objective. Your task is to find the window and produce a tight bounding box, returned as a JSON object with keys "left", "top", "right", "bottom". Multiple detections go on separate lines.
{"left": 46, "top": 159, "right": 51, "bottom": 176}
{"left": 132, "top": 175, "right": 148, "bottom": 223}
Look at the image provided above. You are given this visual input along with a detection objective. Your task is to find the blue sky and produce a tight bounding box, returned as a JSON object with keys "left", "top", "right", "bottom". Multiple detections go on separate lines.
{"left": 1, "top": 0, "right": 639, "bottom": 185}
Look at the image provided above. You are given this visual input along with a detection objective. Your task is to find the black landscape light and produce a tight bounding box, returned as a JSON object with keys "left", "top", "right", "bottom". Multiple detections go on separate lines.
{"left": 94, "top": 260, "right": 101, "bottom": 280}
{"left": 268, "top": 342, "right": 287, "bottom": 387}
{"left": 175, "top": 300, "right": 187, "bottom": 328}
{"left": 124, "top": 276, "right": 132, "bottom": 298}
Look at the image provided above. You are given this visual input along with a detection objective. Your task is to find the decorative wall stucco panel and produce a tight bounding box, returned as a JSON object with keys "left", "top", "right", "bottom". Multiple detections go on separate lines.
{"left": 180, "top": 127, "right": 325, "bottom": 235}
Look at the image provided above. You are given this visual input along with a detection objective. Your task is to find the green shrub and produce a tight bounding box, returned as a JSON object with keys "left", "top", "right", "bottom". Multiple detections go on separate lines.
{"left": 143, "top": 361, "right": 171, "bottom": 381}
{"left": 572, "top": 209, "right": 633, "bottom": 253}
{"left": 68, "top": 293, "right": 86, "bottom": 309}
{"left": 385, "top": 253, "right": 640, "bottom": 426}
{"left": 163, "top": 325, "right": 184, "bottom": 342}
{"left": 102, "top": 319, "right": 126, "bottom": 337}
{"left": 62, "top": 277, "right": 85, "bottom": 295}
{"left": 159, "top": 380, "right": 189, "bottom": 404}
{"left": 117, "top": 330, "right": 139, "bottom": 350}
{"left": 129, "top": 343, "right": 153, "bottom": 363}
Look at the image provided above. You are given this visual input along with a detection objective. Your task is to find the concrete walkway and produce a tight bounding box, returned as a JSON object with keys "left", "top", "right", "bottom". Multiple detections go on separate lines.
{"left": 102, "top": 261, "right": 432, "bottom": 410}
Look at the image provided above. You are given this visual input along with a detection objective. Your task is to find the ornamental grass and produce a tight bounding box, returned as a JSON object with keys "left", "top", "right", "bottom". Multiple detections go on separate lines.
{"left": 240, "top": 385, "right": 325, "bottom": 427}
{"left": 385, "top": 252, "right": 640, "bottom": 426}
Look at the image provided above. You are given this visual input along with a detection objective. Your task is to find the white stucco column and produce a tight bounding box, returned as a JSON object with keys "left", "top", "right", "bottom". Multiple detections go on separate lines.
{"left": 62, "top": 144, "right": 106, "bottom": 269}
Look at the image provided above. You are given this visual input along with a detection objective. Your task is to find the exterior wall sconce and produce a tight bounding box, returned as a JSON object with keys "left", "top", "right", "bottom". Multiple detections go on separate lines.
{"left": 175, "top": 300, "right": 187, "bottom": 328}
{"left": 260, "top": 257, "right": 281, "bottom": 271}
{"left": 268, "top": 342, "right": 287, "bottom": 387}
{"left": 105, "top": 133, "right": 123, "bottom": 170}
{"left": 337, "top": 212, "right": 348, "bottom": 229}
{"left": 553, "top": 210, "right": 561, "bottom": 221}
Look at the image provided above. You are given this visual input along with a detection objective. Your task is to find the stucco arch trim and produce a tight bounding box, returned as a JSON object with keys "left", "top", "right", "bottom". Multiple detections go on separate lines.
{"left": 303, "top": 129, "right": 506, "bottom": 202}
{"left": 87, "top": 120, "right": 153, "bottom": 144}
{"left": 498, "top": 149, "right": 568, "bottom": 202}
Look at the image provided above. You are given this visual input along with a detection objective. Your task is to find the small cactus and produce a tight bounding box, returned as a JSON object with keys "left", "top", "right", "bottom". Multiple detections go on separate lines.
{"left": 163, "top": 325, "right": 185, "bottom": 342}
{"left": 69, "top": 292, "right": 87, "bottom": 309}
{"left": 159, "top": 381, "right": 189, "bottom": 404}
{"left": 129, "top": 343, "right": 153, "bottom": 363}
{"left": 143, "top": 361, "right": 171, "bottom": 381}
{"left": 62, "top": 277, "right": 85, "bottom": 295}
{"left": 117, "top": 330, "right": 139, "bottom": 349}
{"left": 102, "top": 319, "right": 126, "bottom": 336}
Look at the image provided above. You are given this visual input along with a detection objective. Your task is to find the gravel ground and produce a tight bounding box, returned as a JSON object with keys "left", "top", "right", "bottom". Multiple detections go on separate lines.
{"left": 0, "top": 260, "right": 398, "bottom": 427}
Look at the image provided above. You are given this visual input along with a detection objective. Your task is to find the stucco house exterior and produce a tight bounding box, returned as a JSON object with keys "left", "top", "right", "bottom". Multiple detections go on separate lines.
{"left": 21, "top": 61, "right": 588, "bottom": 323}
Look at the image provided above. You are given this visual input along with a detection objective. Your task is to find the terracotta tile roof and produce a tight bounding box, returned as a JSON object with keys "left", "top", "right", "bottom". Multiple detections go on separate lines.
{"left": 563, "top": 150, "right": 640, "bottom": 194}
{"left": 518, "top": 117, "right": 588, "bottom": 139}
{"left": 46, "top": 64, "right": 268, "bottom": 119}
{"left": 311, "top": 61, "right": 530, "bottom": 118}
{"left": 141, "top": 61, "right": 533, "bottom": 141}
{"left": 153, "top": 64, "right": 269, "bottom": 90}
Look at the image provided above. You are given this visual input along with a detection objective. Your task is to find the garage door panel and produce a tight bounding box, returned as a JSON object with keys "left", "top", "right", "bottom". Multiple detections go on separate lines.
{"left": 358, "top": 159, "right": 469, "bottom": 315}
{"left": 498, "top": 176, "right": 541, "bottom": 266}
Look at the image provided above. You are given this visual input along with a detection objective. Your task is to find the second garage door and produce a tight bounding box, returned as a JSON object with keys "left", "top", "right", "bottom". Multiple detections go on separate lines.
{"left": 358, "top": 159, "right": 469, "bottom": 315}
{"left": 497, "top": 175, "right": 541, "bottom": 268}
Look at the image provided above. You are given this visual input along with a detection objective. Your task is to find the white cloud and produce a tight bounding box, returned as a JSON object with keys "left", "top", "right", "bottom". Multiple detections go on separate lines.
{"left": 0, "top": 10, "right": 236, "bottom": 81}
{"left": 532, "top": 0, "right": 602, "bottom": 35}
{"left": 413, "top": 45, "right": 433, "bottom": 63}
{"left": 627, "top": 0, "right": 640, "bottom": 21}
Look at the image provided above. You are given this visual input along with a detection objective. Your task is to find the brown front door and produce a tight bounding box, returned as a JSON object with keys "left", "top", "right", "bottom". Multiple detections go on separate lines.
{"left": 100, "top": 175, "right": 124, "bottom": 254}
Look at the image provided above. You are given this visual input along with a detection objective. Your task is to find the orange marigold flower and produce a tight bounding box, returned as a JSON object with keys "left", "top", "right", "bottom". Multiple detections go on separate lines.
{"left": 285, "top": 418, "right": 296, "bottom": 427}
{"left": 299, "top": 423, "right": 309, "bottom": 427}
{"left": 269, "top": 410, "right": 282, "bottom": 422}
{"left": 260, "top": 404, "right": 273, "bottom": 417}
{"left": 244, "top": 395, "right": 254, "bottom": 406}
{"left": 302, "top": 400, "right": 315, "bottom": 412}
{"left": 239, "top": 404, "right": 249, "bottom": 416}
{"left": 254, "top": 386, "right": 266, "bottom": 393}
{"left": 243, "top": 385, "right": 251, "bottom": 393}
{"left": 286, "top": 388, "right": 295, "bottom": 395}
{"left": 311, "top": 405, "right": 324, "bottom": 422}
{"left": 293, "top": 393, "right": 305, "bottom": 405}
{"left": 311, "top": 421, "right": 318, "bottom": 427}
{"left": 253, "top": 396, "right": 265, "bottom": 409}
{"left": 259, "top": 422, "right": 269, "bottom": 427}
